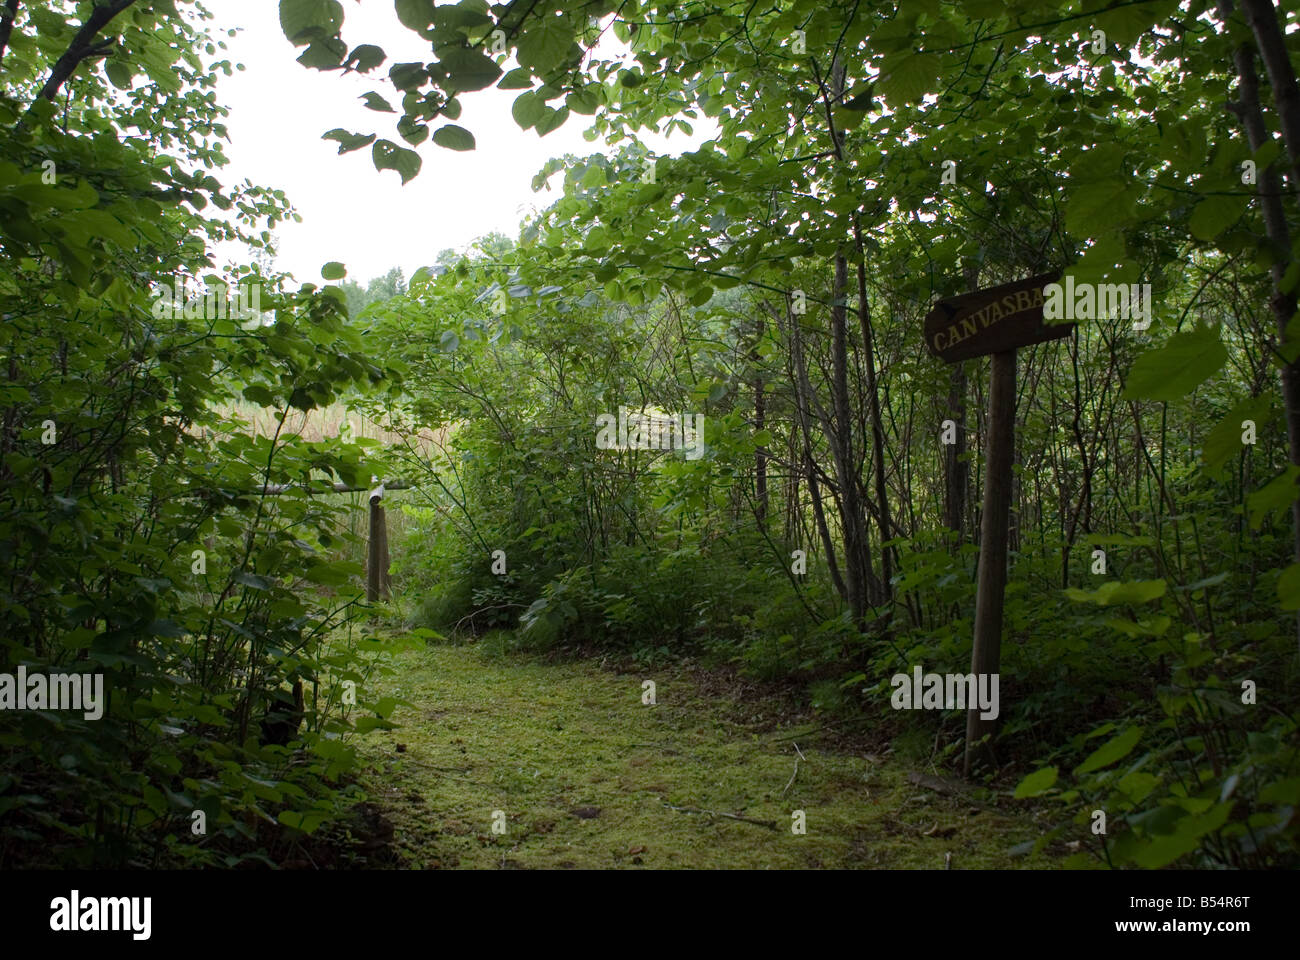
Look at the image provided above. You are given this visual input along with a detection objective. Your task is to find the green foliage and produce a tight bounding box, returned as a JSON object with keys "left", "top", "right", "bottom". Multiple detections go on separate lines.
{"left": 1122, "top": 326, "right": 1228, "bottom": 402}
{"left": 7, "top": 0, "right": 1300, "bottom": 873}
{"left": 0, "top": 0, "right": 408, "bottom": 867}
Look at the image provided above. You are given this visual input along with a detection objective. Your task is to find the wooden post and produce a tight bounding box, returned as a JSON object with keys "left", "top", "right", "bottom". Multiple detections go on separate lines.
{"left": 923, "top": 273, "right": 1070, "bottom": 777}
{"left": 378, "top": 502, "right": 391, "bottom": 599}
{"left": 367, "top": 483, "right": 385, "bottom": 603}
{"left": 964, "top": 349, "right": 1016, "bottom": 776}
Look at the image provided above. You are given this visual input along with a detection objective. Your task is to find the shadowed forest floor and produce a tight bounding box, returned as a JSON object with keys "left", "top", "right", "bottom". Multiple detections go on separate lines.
{"left": 355, "top": 638, "right": 1062, "bottom": 869}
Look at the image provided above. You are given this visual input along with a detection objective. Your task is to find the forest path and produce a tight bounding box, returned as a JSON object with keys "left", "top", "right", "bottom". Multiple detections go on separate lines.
{"left": 356, "top": 638, "right": 1054, "bottom": 869}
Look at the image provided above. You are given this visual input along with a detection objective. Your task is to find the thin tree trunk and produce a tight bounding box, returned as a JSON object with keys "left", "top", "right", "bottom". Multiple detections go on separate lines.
{"left": 753, "top": 312, "right": 769, "bottom": 526}
{"left": 1239, "top": 0, "right": 1300, "bottom": 193}
{"left": 830, "top": 252, "right": 868, "bottom": 625}
{"left": 1222, "top": 0, "right": 1300, "bottom": 650}
{"left": 778, "top": 298, "right": 849, "bottom": 602}
{"left": 854, "top": 218, "right": 894, "bottom": 603}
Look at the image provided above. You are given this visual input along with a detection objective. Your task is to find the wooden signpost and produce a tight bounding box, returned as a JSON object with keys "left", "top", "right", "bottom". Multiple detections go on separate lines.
{"left": 924, "top": 272, "right": 1074, "bottom": 776}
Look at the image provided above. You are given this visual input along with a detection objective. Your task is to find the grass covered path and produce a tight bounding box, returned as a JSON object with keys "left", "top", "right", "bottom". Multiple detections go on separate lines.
{"left": 357, "top": 638, "right": 1059, "bottom": 869}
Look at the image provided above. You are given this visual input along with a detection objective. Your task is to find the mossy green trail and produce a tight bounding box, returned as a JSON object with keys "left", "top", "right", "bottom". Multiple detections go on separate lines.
{"left": 357, "top": 638, "right": 1060, "bottom": 869}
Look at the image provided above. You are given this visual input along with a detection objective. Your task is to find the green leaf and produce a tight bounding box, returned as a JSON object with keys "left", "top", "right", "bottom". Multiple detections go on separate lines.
{"left": 1013, "top": 766, "right": 1058, "bottom": 798}
{"left": 515, "top": 16, "right": 572, "bottom": 74}
{"left": 535, "top": 105, "right": 569, "bottom": 137}
{"left": 1064, "top": 579, "right": 1166, "bottom": 605}
{"left": 1104, "top": 616, "right": 1172, "bottom": 637}
{"left": 233, "top": 570, "right": 275, "bottom": 591}
{"left": 440, "top": 48, "right": 503, "bottom": 92}
{"left": 1201, "top": 395, "right": 1271, "bottom": 476}
{"left": 296, "top": 37, "right": 347, "bottom": 69}
{"left": 1095, "top": 1, "right": 1164, "bottom": 48}
{"left": 322, "top": 128, "right": 376, "bottom": 154}
{"left": 277, "top": 810, "right": 325, "bottom": 833}
{"left": 360, "top": 91, "right": 395, "bottom": 112}
{"left": 876, "top": 51, "right": 940, "bottom": 105}
{"left": 394, "top": 0, "right": 434, "bottom": 32}
{"left": 567, "top": 87, "right": 599, "bottom": 114}
{"left": 431, "top": 124, "right": 475, "bottom": 151}
{"left": 512, "top": 90, "right": 545, "bottom": 129}
{"left": 1248, "top": 465, "right": 1300, "bottom": 530}
{"left": 372, "top": 139, "right": 422, "bottom": 183}
{"left": 432, "top": 4, "right": 492, "bottom": 35}
{"left": 1129, "top": 802, "right": 1232, "bottom": 869}
{"left": 104, "top": 60, "right": 134, "bottom": 89}
{"left": 1066, "top": 180, "right": 1138, "bottom": 237}
{"left": 841, "top": 84, "right": 875, "bottom": 110}
{"left": 1066, "top": 574, "right": 1170, "bottom": 606}
{"left": 304, "top": 562, "right": 354, "bottom": 586}
{"left": 389, "top": 61, "right": 428, "bottom": 91}
{"left": 397, "top": 115, "right": 429, "bottom": 146}
{"left": 344, "top": 44, "right": 386, "bottom": 73}
{"left": 1122, "top": 326, "right": 1227, "bottom": 402}
{"left": 1278, "top": 562, "right": 1300, "bottom": 610}
{"left": 142, "top": 785, "right": 168, "bottom": 816}
{"left": 1189, "top": 194, "right": 1248, "bottom": 241}
{"left": 1075, "top": 725, "right": 1143, "bottom": 775}
{"left": 498, "top": 67, "right": 534, "bottom": 90}
{"left": 278, "top": 0, "right": 343, "bottom": 46}
{"left": 1118, "top": 771, "right": 1160, "bottom": 804}
{"left": 321, "top": 261, "right": 346, "bottom": 280}
{"left": 833, "top": 106, "right": 868, "bottom": 131}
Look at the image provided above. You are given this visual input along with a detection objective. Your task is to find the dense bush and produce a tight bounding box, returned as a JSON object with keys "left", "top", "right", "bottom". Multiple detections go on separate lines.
{"left": 0, "top": 5, "right": 406, "bottom": 867}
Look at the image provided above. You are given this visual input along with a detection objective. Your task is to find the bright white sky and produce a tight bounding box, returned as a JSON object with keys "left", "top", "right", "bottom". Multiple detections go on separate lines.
{"left": 211, "top": 1, "right": 714, "bottom": 286}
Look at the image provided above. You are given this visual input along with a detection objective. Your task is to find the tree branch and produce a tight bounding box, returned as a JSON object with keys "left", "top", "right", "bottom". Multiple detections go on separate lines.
{"left": 27, "top": 0, "right": 135, "bottom": 113}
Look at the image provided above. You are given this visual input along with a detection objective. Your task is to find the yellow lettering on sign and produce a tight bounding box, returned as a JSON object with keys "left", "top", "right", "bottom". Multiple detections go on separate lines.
{"left": 936, "top": 284, "right": 1050, "bottom": 354}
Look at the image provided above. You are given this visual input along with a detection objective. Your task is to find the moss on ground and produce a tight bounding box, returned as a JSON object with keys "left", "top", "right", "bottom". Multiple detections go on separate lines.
{"left": 356, "top": 639, "right": 1061, "bottom": 869}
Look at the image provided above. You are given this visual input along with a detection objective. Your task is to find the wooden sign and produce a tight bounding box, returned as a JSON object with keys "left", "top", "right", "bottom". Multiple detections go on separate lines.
{"left": 924, "top": 271, "right": 1071, "bottom": 364}
{"left": 922, "top": 271, "right": 1074, "bottom": 775}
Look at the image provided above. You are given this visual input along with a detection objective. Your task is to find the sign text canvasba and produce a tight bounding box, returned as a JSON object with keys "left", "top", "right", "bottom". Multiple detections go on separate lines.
{"left": 924, "top": 272, "right": 1073, "bottom": 363}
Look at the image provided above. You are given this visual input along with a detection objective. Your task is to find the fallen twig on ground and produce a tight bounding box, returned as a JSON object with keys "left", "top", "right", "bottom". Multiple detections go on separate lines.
{"left": 781, "top": 742, "right": 805, "bottom": 798}
{"left": 662, "top": 801, "right": 778, "bottom": 830}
